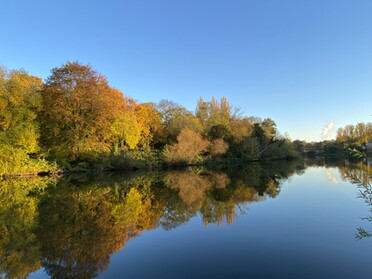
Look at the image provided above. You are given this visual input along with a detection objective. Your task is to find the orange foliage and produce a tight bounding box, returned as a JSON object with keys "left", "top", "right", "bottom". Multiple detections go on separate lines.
{"left": 209, "top": 138, "right": 229, "bottom": 156}
{"left": 164, "top": 128, "right": 209, "bottom": 165}
{"left": 41, "top": 62, "right": 125, "bottom": 157}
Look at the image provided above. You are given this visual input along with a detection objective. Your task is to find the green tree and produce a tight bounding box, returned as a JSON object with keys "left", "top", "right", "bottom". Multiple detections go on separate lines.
{"left": 196, "top": 96, "right": 232, "bottom": 135}
{"left": 262, "top": 118, "right": 277, "bottom": 138}
{"left": 158, "top": 100, "right": 201, "bottom": 143}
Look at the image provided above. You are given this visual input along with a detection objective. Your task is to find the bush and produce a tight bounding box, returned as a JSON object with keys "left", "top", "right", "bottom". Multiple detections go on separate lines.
{"left": 0, "top": 145, "right": 56, "bottom": 176}
{"left": 239, "top": 137, "right": 261, "bottom": 161}
{"left": 164, "top": 128, "right": 209, "bottom": 166}
{"left": 261, "top": 140, "right": 301, "bottom": 160}
{"left": 209, "top": 139, "right": 229, "bottom": 157}
{"left": 64, "top": 150, "right": 164, "bottom": 172}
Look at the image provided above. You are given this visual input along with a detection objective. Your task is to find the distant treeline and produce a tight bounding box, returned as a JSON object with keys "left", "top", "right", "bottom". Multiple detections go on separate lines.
{"left": 292, "top": 122, "right": 372, "bottom": 159}
{"left": 0, "top": 62, "right": 300, "bottom": 176}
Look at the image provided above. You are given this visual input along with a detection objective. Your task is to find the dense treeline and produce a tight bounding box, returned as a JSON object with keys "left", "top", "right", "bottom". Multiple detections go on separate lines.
{"left": 0, "top": 62, "right": 300, "bottom": 176}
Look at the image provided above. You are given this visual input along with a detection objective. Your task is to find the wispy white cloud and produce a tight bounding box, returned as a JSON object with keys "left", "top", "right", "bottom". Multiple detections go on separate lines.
{"left": 321, "top": 122, "right": 335, "bottom": 140}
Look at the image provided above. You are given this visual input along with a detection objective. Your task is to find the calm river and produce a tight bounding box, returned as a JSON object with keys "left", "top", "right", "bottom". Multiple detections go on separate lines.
{"left": 2, "top": 160, "right": 372, "bottom": 278}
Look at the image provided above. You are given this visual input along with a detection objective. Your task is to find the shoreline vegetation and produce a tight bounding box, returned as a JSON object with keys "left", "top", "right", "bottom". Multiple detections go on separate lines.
{"left": 1, "top": 61, "right": 370, "bottom": 177}
{"left": 292, "top": 122, "right": 372, "bottom": 161}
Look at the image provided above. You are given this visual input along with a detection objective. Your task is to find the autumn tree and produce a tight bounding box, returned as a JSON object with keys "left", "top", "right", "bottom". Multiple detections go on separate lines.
{"left": 196, "top": 96, "right": 232, "bottom": 135}
{"left": 195, "top": 97, "right": 210, "bottom": 129}
{"left": 0, "top": 67, "right": 54, "bottom": 175}
{"left": 336, "top": 122, "right": 372, "bottom": 145}
{"left": 229, "top": 118, "right": 253, "bottom": 143}
{"left": 40, "top": 62, "right": 125, "bottom": 158}
{"left": 0, "top": 68, "right": 43, "bottom": 153}
{"left": 110, "top": 99, "right": 142, "bottom": 152}
{"left": 133, "top": 102, "right": 163, "bottom": 149}
{"left": 158, "top": 100, "right": 202, "bottom": 143}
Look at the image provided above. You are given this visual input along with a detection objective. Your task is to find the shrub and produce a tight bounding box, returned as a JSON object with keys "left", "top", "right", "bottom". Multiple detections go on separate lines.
{"left": 239, "top": 137, "right": 261, "bottom": 161}
{"left": 0, "top": 145, "right": 56, "bottom": 176}
{"left": 261, "top": 140, "right": 301, "bottom": 160}
{"left": 209, "top": 138, "right": 229, "bottom": 157}
{"left": 164, "top": 128, "right": 209, "bottom": 166}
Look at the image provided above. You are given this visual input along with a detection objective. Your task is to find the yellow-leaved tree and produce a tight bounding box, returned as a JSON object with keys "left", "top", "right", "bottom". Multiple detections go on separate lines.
{"left": 110, "top": 108, "right": 143, "bottom": 151}
{"left": 0, "top": 67, "right": 54, "bottom": 175}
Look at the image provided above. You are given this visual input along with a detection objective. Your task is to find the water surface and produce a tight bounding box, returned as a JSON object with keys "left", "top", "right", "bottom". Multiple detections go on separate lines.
{"left": 1, "top": 160, "right": 372, "bottom": 279}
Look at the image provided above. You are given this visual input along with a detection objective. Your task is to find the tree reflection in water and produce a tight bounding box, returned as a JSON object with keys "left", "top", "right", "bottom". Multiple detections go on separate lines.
{"left": 337, "top": 161, "right": 372, "bottom": 239}
{"left": 0, "top": 177, "right": 55, "bottom": 279}
{"left": 0, "top": 161, "right": 305, "bottom": 278}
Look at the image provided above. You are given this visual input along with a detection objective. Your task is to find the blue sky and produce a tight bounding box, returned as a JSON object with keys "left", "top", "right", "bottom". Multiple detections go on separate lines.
{"left": 1, "top": 0, "right": 372, "bottom": 141}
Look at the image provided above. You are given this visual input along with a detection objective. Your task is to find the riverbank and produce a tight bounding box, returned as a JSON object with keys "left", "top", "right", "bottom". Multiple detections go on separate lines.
{"left": 0, "top": 149, "right": 302, "bottom": 178}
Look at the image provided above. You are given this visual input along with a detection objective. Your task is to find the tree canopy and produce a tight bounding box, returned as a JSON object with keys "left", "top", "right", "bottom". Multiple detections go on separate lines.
{"left": 0, "top": 62, "right": 300, "bottom": 175}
